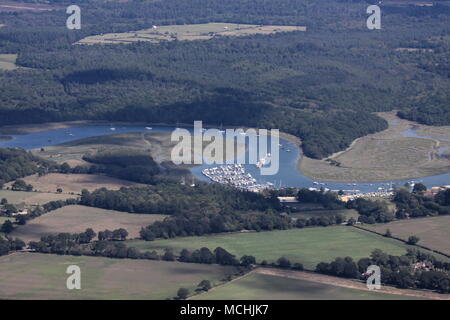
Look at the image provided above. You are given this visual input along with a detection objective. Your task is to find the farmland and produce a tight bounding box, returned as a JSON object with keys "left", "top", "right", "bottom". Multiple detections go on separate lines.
{"left": 77, "top": 23, "right": 306, "bottom": 45}
{"left": 9, "top": 205, "right": 167, "bottom": 242}
{"left": 0, "top": 54, "right": 18, "bottom": 70}
{"left": 195, "top": 271, "right": 428, "bottom": 300}
{"left": 127, "top": 226, "right": 448, "bottom": 269}
{"left": 5, "top": 173, "right": 143, "bottom": 195}
{"left": 0, "top": 253, "right": 237, "bottom": 300}
{"left": 0, "top": 190, "right": 76, "bottom": 205}
{"left": 362, "top": 215, "right": 450, "bottom": 256}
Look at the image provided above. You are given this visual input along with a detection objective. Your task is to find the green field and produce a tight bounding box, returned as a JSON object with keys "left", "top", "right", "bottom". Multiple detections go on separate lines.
{"left": 194, "top": 273, "right": 422, "bottom": 300}
{"left": 0, "top": 54, "right": 18, "bottom": 70}
{"left": 363, "top": 215, "right": 450, "bottom": 256}
{"left": 0, "top": 253, "right": 238, "bottom": 300}
{"left": 128, "top": 226, "right": 447, "bottom": 269}
{"left": 77, "top": 23, "right": 306, "bottom": 45}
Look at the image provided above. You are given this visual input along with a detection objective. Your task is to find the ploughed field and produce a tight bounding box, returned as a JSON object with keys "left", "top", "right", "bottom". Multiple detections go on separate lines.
{"left": 362, "top": 215, "right": 450, "bottom": 256}
{"left": 0, "top": 190, "right": 76, "bottom": 205}
{"left": 195, "top": 272, "right": 425, "bottom": 300}
{"left": 9, "top": 205, "right": 167, "bottom": 242}
{"left": 5, "top": 173, "right": 143, "bottom": 195}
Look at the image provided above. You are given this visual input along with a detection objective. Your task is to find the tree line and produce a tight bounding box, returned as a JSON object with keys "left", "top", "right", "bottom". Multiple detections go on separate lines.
{"left": 346, "top": 187, "right": 450, "bottom": 224}
{"left": 82, "top": 150, "right": 162, "bottom": 184}
{"left": 393, "top": 187, "right": 450, "bottom": 219}
{"left": 0, "top": 148, "right": 58, "bottom": 187}
{"left": 0, "top": 235, "right": 25, "bottom": 256}
{"left": 315, "top": 248, "right": 450, "bottom": 294}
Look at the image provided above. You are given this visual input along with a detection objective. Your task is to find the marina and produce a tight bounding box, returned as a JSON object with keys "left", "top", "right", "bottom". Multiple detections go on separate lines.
{"left": 1, "top": 124, "right": 449, "bottom": 194}
{"left": 202, "top": 164, "right": 273, "bottom": 192}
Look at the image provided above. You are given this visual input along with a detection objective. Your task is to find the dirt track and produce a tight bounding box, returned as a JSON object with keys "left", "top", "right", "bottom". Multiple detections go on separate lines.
{"left": 255, "top": 268, "right": 450, "bottom": 300}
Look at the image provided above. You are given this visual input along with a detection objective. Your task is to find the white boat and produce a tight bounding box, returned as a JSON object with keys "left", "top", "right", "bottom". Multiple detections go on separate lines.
{"left": 145, "top": 127, "right": 152, "bottom": 130}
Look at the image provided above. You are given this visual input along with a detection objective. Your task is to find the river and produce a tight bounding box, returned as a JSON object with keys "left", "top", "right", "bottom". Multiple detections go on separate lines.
{"left": 0, "top": 124, "right": 448, "bottom": 193}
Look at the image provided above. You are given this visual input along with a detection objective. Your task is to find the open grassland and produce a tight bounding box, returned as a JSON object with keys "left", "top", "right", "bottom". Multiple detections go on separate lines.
{"left": 9, "top": 205, "right": 167, "bottom": 242}
{"left": 194, "top": 271, "right": 428, "bottom": 300}
{"left": 33, "top": 131, "right": 245, "bottom": 166}
{"left": 0, "top": 253, "right": 237, "bottom": 300}
{"left": 128, "top": 226, "right": 448, "bottom": 269}
{"left": 0, "top": 2, "right": 56, "bottom": 12}
{"left": 363, "top": 215, "right": 450, "bottom": 256}
{"left": 5, "top": 173, "right": 143, "bottom": 194}
{"left": 0, "top": 190, "right": 76, "bottom": 205}
{"left": 32, "top": 132, "right": 161, "bottom": 166}
{"left": 77, "top": 23, "right": 306, "bottom": 45}
{"left": 300, "top": 112, "right": 450, "bottom": 182}
{"left": 0, "top": 54, "right": 18, "bottom": 70}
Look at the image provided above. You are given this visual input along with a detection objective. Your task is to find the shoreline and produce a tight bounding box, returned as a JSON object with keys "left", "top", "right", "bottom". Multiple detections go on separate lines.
{"left": 298, "top": 111, "right": 450, "bottom": 183}
{"left": 1, "top": 118, "right": 449, "bottom": 184}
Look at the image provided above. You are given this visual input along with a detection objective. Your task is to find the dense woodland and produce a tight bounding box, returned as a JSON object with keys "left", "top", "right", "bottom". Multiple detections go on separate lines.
{"left": 0, "top": 148, "right": 57, "bottom": 187}
{"left": 345, "top": 187, "right": 450, "bottom": 223}
{"left": 80, "top": 182, "right": 281, "bottom": 214}
{"left": 393, "top": 188, "right": 450, "bottom": 219}
{"left": 0, "top": 0, "right": 449, "bottom": 158}
{"left": 347, "top": 197, "right": 395, "bottom": 223}
{"left": 82, "top": 151, "right": 162, "bottom": 184}
{"left": 78, "top": 184, "right": 349, "bottom": 239}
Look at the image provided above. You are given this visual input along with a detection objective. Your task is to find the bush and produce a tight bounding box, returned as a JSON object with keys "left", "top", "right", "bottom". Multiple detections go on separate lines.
{"left": 407, "top": 235, "right": 420, "bottom": 245}
{"left": 277, "top": 257, "right": 291, "bottom": 268}
{"left": 293, "top": 263, "right": 304, "bottom": 271}
{"left": 177, "top": 288, "right": 189, "bottom": 300}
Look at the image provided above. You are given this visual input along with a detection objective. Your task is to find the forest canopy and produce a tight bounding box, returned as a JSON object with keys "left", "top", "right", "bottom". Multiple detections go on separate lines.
{"left": 0, "top": 0, "right": 449, "bottom": 158}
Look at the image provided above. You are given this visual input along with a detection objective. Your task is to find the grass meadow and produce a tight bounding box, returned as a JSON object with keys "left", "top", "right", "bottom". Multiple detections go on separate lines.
{"left": 0, "top": 253, "right": 237, "bottom": 300}
{"left": 127, "top": 226, "right": 448, "bottom": 269}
